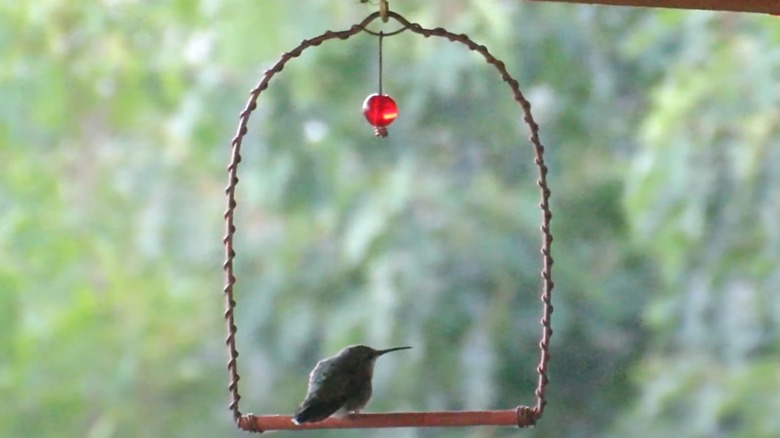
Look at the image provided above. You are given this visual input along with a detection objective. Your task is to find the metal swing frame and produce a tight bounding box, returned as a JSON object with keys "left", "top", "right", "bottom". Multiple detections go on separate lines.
{"left": 221, "top": 9, "right": 554, "bottom": 433}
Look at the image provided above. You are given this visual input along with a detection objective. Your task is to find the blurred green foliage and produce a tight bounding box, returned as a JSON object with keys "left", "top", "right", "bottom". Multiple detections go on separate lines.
{"left": 1, "top": 1, "right": 778, "bottom": 437}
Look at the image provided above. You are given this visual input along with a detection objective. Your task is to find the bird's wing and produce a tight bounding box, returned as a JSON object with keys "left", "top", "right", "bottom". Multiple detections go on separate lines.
{"left": 293, "top": 358, "right": 350, "bottom": 424}
{"left": 307, "top": 359, "right": 330, "bottom": 386}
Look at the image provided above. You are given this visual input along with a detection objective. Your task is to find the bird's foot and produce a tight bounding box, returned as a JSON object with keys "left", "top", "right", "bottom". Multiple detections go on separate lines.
{"left": 348, "top": 410, "right": 367, "bottom": 420}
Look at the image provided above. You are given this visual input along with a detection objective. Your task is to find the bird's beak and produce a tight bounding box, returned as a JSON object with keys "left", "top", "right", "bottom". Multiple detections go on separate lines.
{"left": 375, "top": 346, "right": 412, "bottom": 357}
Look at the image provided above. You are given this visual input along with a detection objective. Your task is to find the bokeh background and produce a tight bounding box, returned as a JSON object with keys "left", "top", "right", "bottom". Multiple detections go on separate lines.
{"left": 2, "top": 1, "right": 779, "bottom": 437}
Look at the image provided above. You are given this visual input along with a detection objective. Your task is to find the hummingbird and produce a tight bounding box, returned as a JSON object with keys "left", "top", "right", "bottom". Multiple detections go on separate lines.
{"left": 292, "top": 344, "right": 412, "bottom": 424}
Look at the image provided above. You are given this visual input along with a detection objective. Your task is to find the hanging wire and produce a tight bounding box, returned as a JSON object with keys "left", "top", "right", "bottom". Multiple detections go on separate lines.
{"left": 223, "top": 9, "right": 554, "bottom": 432}
{"left": 373, "top": 31, "right": 389, "bottom": 137}
{"left": 379, "top": 0, "right": 389, "bottom": 22}
{"left": 378, "top": 31, "right": 384, "bottom": 96}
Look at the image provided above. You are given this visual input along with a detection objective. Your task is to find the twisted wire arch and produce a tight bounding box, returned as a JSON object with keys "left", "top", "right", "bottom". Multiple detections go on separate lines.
{"left": 222, "top": 10, "right": 554, "bottom": 433}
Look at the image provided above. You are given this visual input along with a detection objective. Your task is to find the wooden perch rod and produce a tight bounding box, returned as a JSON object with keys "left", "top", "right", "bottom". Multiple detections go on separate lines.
{"left": 238, "top": 409, "right": 534, "bottom": 431}
{"left": 526, "top": 0, "right": 780, "bottom": 14}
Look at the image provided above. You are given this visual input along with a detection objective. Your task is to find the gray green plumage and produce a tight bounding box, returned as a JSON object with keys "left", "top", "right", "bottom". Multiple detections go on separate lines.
{"left": 292, "top": 344, "right": 412, "bottom": 424}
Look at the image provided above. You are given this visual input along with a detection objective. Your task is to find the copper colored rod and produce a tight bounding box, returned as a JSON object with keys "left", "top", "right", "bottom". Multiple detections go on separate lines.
{"left": 525, "top": 0, "right": 780, "bottom": 14}
{"left": 238, "top": 409, "right": 535, "bottom": 432}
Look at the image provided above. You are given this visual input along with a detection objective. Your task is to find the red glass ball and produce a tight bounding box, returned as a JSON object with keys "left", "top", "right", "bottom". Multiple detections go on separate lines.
{"left": 362, "top": 94, "right": 398, "bottom": 128}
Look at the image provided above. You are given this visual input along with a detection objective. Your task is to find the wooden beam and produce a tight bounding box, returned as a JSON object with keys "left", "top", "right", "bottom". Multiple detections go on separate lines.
{"left": 526, "top": 0, "right": 780, "bottom": 14}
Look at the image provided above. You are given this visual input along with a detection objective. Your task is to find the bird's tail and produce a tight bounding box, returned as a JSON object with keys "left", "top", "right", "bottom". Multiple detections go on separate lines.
{"left": 292, "top": 401, "right": 342, "bottom": 425}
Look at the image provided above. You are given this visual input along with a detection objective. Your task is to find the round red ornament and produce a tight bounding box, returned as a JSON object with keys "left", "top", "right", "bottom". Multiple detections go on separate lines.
{"left": 362, "top": 94, "right": 398, "bottom": 128}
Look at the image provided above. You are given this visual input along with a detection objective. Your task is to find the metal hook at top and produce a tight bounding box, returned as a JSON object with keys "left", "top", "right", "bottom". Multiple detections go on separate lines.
{"left": 379, "top": 0, "right": 389, "bottom": 22}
